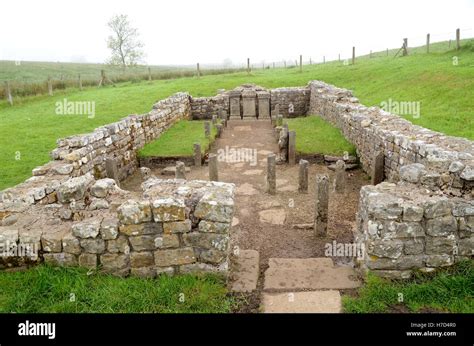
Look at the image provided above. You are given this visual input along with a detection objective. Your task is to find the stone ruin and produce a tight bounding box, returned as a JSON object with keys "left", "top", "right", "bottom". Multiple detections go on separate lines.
{"left": 0, "top": 81, "right": 472, "bottom": 279}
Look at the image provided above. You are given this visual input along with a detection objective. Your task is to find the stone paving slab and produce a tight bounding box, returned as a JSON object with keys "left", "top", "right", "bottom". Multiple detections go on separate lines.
{"left": 231, "top": 250, "right": 260, "bottom": 293}
{"left": 262, "top": 290, "right": 341, "bottom": 313}
{"left": 264, "top": 258, "right": 360, "bottom": 291}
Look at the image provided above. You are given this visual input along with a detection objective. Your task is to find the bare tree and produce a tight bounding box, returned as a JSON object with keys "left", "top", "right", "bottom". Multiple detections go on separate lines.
{"left": 106, "top": 14, "right": 144, "bottom": 68}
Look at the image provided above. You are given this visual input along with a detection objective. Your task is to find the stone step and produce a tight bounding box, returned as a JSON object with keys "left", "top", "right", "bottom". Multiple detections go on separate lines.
{"left": 263, "top": 258, "right": 360, "bottom": 291}
{"left": 262, "top": 290, "right": 341, "bottom": 313}
{"left": 231, "top": 250, "right": 260, "bottom": 293}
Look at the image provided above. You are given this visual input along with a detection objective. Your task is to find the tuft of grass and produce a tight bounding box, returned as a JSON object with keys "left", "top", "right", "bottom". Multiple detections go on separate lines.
{"left": 138, "top": 120, "right": 217, "bottom": 157}
{"left": 0, "top": 264, "right": 232, "bottom": 313}
{"left": 285, "top": 116, "right": 356, "bottom": 156}
{"left": 343, "top": 260, "right": 474, "bottom": 313}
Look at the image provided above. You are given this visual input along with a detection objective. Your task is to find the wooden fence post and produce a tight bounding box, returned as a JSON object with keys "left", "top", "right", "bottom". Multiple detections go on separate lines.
{"left": 78, "top": 74, "right": 82, "bottom": 91}
{"left": 426, "top": 33, "right": 430, "bottom": 53}
{"left": 299, "top": 55, "right": 302, "bottom": 72}
{"left": 403, "top": 38, "right": 408, "bottom": 56}
{"left": 352, "top": 46, "right": 355, "bottom": 65}
{"left": 456, "top": 28, "right": 460, "bottom": 50}
{"left": 197, "top": 63, "right": 201, "bottom": 78}
{"left": 47, "top": 76, "right": 53, "bottom": 96}
{"left": 4, "top": 81, "right": 13, "bottom": 106}
{"left": 247, "top": 58, "right": 250, "bottom": 74}
{"left": 148, "top": 67, "right": 152, "bottom": 81}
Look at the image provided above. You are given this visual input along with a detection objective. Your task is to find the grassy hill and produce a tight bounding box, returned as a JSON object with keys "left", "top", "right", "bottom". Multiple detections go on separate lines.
{"left": 0, "top": 39, "right": 473, "bottom": 190}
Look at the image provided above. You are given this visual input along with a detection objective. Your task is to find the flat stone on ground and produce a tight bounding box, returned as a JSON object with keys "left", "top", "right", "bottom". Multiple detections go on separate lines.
{"left": 231, "top": 250, "right": 260, "bottom": 293}
{"left": 262, "top": 290, "right": 341, "bottom": 313}
{"left": 161, "top": 166, "right": 191, "bottom": 176}
{"left": 236, "top": 183, "right": 258, "bottom": 195}
{"left": 264, "top": 258, "right": 360, "bottom": 291}
{"left": 242, "top": 169, "right": 263, "bottom": 176}
{"left": 259, "top": 209, "right": 286, "bottom": 225}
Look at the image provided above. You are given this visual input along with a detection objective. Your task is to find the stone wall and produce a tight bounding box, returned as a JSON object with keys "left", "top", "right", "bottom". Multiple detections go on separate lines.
{"left": 49, "top": 92, "right": 191, "bottom": 180}
{"left": 270, "top": 87, "right": 310, "bottom": 118}
{"left": 308, "top": 81, "right": 474, "bottom": 197}
{"left": 356, "top": 182, "right": 473, "bottom": 279}
{"left": 189, "top": 85, "right": 310, "bottom": 120}
{"left": 0, "top": 175, "right": 235, "bottom": 277}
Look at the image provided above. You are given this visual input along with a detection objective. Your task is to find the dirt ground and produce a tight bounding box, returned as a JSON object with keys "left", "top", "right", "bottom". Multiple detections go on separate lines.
{"left": 123, "top": 119, "right": 369, "bottom": 268}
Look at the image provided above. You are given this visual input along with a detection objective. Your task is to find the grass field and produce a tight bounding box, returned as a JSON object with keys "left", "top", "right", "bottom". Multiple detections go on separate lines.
{"left": 0, "top": 265, "right": 232, "bottom": 313}
{"left": 1, "top": 39, "right": 473, "bottom": 190}
{"left": 286, "top": 116, "right": 356, "bottom": 155}
{"left": 138, "top": 120, "right": 217, "bottom": 157}
{"left": 343, "top": 260, "right": 474, "bottom": 313}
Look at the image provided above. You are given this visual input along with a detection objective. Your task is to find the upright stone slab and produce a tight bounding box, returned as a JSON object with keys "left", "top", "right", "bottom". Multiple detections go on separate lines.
{"left": 333, "top": 160, "right": 346, "bottom": 193}
{"left": 276, "top": 114, "right": 283, "bottom": 127}
{"left": 371, "top": 151, "right": 385, "bottom": 185}
{"left": 193, "top": 143, "right": 202, "bottom": 167}
{"left": 105, "top": 157, "right": 120, "bottom": 187}
{"left": 216, "top": 124, "right": 223, "bottom": 138}
{"left": 272, "top": 103, "right": 280, "bottom": 119}
{"left": 266, "top": 154, "right": 276, "bottom": 194}
{"left": 242, "top": 89, "right": 257, "bottom": 118}
{"left": 314, "top": 175, "right": 329, "bottom": 237}
{"left": 209, "top": 154, "right": 218, "bottom": 181}
{"left": 257, "top": 91, "right": 270, "bottom": 119}
{"left": 229, "top": 90, "right": 241, "bottom": 119}
{"left": 288, "top": 131, "right": 296, "bottom": 165}
{"left": 298, "top": 159, "right": 309, "bottom": 193}
{"left": 211, "top": 114, "right": 217, "bottom": 125}
{"left": 175, "top": 161, "right": 186, "bottom": 179}
{"left": 204, "top": 121, "right": 211, "bottom": 138}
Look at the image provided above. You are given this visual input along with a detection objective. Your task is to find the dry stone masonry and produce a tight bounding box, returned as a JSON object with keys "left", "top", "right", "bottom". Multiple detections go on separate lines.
{"left": 0, "top": 80, "right": 472, "bottom": 279}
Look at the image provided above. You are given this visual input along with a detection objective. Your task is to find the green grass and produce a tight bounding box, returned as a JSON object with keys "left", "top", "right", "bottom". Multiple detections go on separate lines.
{"left": 1, "top": 39, "right": 473, "bottom": 190}
{"left": 343, "top": 261, "right": 474, "bottom": 313}
{"left": 0, "top": 264, "right": 232, "bottom": 313}
{"left": 285, "top": 116, "right": 356, "bottom": 155}
{"left": 138, "top": 120, "right": 217, "bottom": 157}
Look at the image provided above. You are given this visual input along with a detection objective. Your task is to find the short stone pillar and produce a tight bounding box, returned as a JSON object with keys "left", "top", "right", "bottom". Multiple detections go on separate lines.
{"left": 314, "top": 175, "right": 329, "bottom": 237}
{"left": 204, "top": 121, "right": 211, "bottom": 138}
{"left": 242, "top": 89, "right": 257, "bottom": 118}
{"left": 272, "top": 104, "right": 280, "bottom": 119}
{"left": 219, "top": 110, "right": 227, "bottom": 123}
{"left": 371, "top": 151, "right": 385, "bottom": 185}
{"left": 257, "top": 91, "right": 270, "bottom": 119}
{"left": 209, "top": 154, "right": 218, "bottom": 181}
{"left": 212, "top": 114, "right": 217, "bottom": 125}
{"left": 105, "top": 157, "right": 121, "bottom": 187}
{"left": 288, "top": 131, "right": 296, "bottom": 165}
{"left": 333, "top": 160, "right": 346, "bottom": 193}
{"left": 276, "top": 114, "right": 283, "bottom": 127}
{"left": 229, "top": 90, "right": 241, "bottom": 119}
{"left": 175, "top": 161, "right": 186, "bottom": 179}
{"left": 278, "top": 126, "right": 289, "bottom": 163}
{"left": 193, "top": 143, "right": 202, "bottom": 167}
{"left": 266, "top": 153, "right": 276, "bottom": 194}
{"left": 298, "top": 159, "right": 309, "bottom": 193}
{"left": 216, "top": 124, "right": 223, "bottom": 138}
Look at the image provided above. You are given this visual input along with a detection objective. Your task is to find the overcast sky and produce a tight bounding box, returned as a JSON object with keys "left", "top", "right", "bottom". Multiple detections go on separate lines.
{"left": 1, "top": 0, "right": 473, "bottom": 66}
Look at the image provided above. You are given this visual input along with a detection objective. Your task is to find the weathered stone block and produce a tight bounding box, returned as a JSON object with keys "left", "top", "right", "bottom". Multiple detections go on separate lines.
{"left": 403, "top": 238, "right": 425, "bottom": 255}
{"left": 57, "top": 173, "right": 95, "bottom": 203}
{"left": 425, "top": 235, "right": 456, "bottom": 255}
{"left": 163, "top": 220, "right": 192, "bottom": 234}
{"left": 380, "top": 221, "right": 425, "bottom": 239}
{"left": 100, "top": 253, "right": 130, "bottom": 275}
{"left": 183, "top": 232, "right": 228, "bottom": 251}
{"left": 78, "top": 253, "right": 98, "bottom": 268}
{"left": 195, "top": 191, "right": 234, "bottom": 223}
{"left": 80, "top": 238, "right": 106, "bottom": 254}
{"left": 130, "top": 251, "right": 154, "bottom": 268}
{"left": 424, "top": 199, "right": 453, "bottom": 219}
{"left": 367, "top": 239, "right": 403, "bottom": 259}
{"left": 152, "top": 197, "right": 186, "bottom": 222}
{"left": 117, "top": 200, "right": 152, "bottom": 225}
{"left": 425, "top": 216, "right": 457, "bottom": 236}
{"left": 107, "top": 235, "right": 130, "bottom": 254}
{"left": 41, "top": 229, "right": 68, "bottom": 253}
{"left": 458, "top": 237, "right": 474, "bottom": 256}
{"left": 62, "top": 232, "right": 81, "bottom": 255}
{"left": 402, "top": 205, "right": 424, "bottom": 222}
{"left": 198, "top": 220, "right": 230, "bottom": 234}
{"left": 399, "top": 163, "right": 426, "bottom": 183}
{"left": 199, "top": 249, "right": 226, "bottom": 264}
{"left": 425, "top": 254, "right": 454, "bottom": 267}
{"left": 129, "top": 234, "right": 161, "bottom": 251}
{"left": 119, "top": 222, "right": 162, "bottom": 236}
{"left": 154, "top": 248, "right": 196, "bottom": 266}
{"left": 72, "top": 219, "right": 101, "bottom": 239}
{"left": 91, "top": 178, "right": 117, "bottom": 198}
{"left": 43, "top": 253, "right": 77, "bottom": 267}
{"left": 366, "top": 255, "right": 423, "bottom": 270}
{"left": 100, "top": 217, "right": 119, "bottom": 240}
{"left": 131, "top": 266, "right": 157, "bottom": 278}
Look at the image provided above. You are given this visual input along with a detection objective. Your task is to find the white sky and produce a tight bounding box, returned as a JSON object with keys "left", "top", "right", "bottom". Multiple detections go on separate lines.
{"left": 1, "top": 0, "right": 473, "bottom": 66}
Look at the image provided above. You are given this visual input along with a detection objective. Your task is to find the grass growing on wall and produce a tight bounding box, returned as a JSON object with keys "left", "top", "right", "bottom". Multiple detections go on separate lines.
{"left": 138, "top": 120, "right": 217, "bottom": 157}
{"left": 0, "top": 265, "right": 232, "bottom": 313}
{"left": 342, "top": 260, "right": 474, "bottom": 313}
{"left": 285, "top": 116, "right": 356, "bottom": 156}
{"left": 1, "top": 39, "right": 473, "bottom": 190}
